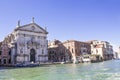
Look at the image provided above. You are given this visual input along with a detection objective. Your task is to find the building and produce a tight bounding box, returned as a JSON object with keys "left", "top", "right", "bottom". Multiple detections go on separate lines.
{"left": 63, "top": 40, "right": 91, "bottom": 63}
{"left": 114, "top": 51, "right": 119, "bottom": 59}
{"left": 114, "top": 47, "right": 120, "bottom": 59}
{"left": 48, "top": 40, "right": 91, "bottom": 63}
{"left": 48, "top": 39, "right": 113, "bottom": 63}
{"left": 0, "top": 41, "right": 11, "bottom": 65}
{"left": 48, "top": 40, "right": 72, "bottom": 63}
{"left": 89, "top": 40, "right": 113, "bottom": 61}
{"left": 2, "top": 18, "right": 48, "bottom": 64}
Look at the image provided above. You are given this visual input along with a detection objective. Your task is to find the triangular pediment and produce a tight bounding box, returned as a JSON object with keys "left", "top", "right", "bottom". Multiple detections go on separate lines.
{"left": 15, "top": 23, "right": 48, "bottom": 34}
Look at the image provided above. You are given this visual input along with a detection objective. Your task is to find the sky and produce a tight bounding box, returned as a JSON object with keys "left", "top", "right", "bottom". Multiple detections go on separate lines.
{"left": 0, "top": 0, "right": 120, "bottom": 51}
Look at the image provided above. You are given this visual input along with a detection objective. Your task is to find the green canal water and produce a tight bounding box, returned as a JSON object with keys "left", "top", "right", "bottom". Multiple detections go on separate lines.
{"left": 0, "top": 60, "right": 120, "bottom": 80}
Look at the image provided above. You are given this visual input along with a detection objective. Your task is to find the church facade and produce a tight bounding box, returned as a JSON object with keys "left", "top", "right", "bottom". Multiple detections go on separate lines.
{"left": 3, "top": 18, "right": 48, "bottom": 64}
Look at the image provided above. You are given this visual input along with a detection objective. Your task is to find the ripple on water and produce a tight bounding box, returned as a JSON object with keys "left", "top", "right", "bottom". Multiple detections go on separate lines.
{"left": 0, "top": 60, "right": 120, "bottom": 80}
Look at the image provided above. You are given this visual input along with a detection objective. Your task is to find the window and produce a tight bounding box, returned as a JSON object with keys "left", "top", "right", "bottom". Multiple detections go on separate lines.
{"left": 0, "top": 51, "right": 1, "bottom": 55}
{"left": 83, "top": 50, "right": 86, "bottom": 52}
{"left": 96, "top": 49, "right": 98, "bottom": 53}
{"left": 80, "top": 50, "right": 81, "bottom": 53}
{"left": 0, "top": 59, "right": 1, "bottom": 64}
{"left": 31, "top": 36, "right": 35, "bottom": 42}
{"left": 52, "top": 51, "right": 54, "bottom": 53}
{"left": 3, "top": 59, "right": 7, "bottom": 64}
{"left": 75, "top": 49, "right": 77, "bottom": 53}
{"left": 72, "top": 48, "right": 74, "bottom": 53}
{"left": 43, "top": 37, "right": 46, "bottom": 39}
{"left": 91, "top": 51, "right": 93, "bottom": 53}
{"left": 20, "top": 48, "right": 23, "bottom": 54}
{"left": 9, "top": 50, "right": 11, "bottom": 55}
{"left": 42, "top": 49, "right": 44, "bottom": 54}
{"left": 82, "top": 44, "right": 85, "bottom": 47}
{"left": 8, "top": 59, "right": 11, "bottom": 64}
{"left": 23, "top": 34, "right": 25, "bottom": 37}
{"left": 68, "top": 46, "right": 70, "bottom": 49}
{"left": 38, "top": 36, "right": 40, "bottom": 39}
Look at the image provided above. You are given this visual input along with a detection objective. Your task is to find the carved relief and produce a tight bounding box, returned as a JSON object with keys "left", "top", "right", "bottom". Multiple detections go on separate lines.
{"left": 27, "top": 39, "right": 40, "bottom": 49}
{"left": 31, "top": 26, "right": 35, "bottom": 31}
{"left": 20, "top": 48, "right": 23, "bottom": 53}
{"left": 19, "top": 37, "right": 25, "bottom": 47}
{"left": 19, "top": 42, "right": 25, "bottom": 47}
{"left": 36, "top": 43, "right": 40, "bottom": 49}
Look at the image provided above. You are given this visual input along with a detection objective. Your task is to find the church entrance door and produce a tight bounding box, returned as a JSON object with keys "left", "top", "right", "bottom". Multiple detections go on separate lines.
{"left": 30, "top": 48, "right": 36, "bottom": 63}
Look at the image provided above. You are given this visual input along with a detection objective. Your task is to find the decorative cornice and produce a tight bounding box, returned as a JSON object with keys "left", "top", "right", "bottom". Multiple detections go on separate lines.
{"left": 15, "top": 28, "right": 48, "bottom": 34}
{"left": 14, "top": 23, "right": 48, "bottom": 34}
{"left": 15, "top": 54, "right": 29, "bottom": 56}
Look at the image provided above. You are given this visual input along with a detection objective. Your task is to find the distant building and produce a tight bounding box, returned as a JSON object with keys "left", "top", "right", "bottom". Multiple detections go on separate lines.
{"left": 115, "top": 46, "right": 120, "bottom": 59}
{"left": 2, "top": 18, "right": 48, "bottom": 65}
{"left": 48, "top": 40, "right": 72, "bottom": 62}
{"left": 114, "top": 51, "right": 119, "bottom": 59}
{"left": 63, "top": 40, "right": 91, "bottom": 63}
{"left": 89, "top": 40, "right": 113, "bottom": 61}
{"left": 48, "top": 40, "right": 91, "bottom": 63}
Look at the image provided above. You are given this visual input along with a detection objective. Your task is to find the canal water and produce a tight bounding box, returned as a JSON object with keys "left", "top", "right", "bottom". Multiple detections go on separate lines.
{"left": 0, "top": 60, "right": 120, "bottom": 80}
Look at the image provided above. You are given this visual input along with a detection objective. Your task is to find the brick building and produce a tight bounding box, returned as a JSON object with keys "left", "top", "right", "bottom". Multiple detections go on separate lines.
{"left": 48, "top": 40, "right": 72, "bottom": 63}
{"left": 48, "top": 40, "right": 91, "bottom": 63}
{"left": 0, "top": 41, "right": 11, "bottom": 65}
{"left": 63, "top": 40, "right": 91, "bottom": 63}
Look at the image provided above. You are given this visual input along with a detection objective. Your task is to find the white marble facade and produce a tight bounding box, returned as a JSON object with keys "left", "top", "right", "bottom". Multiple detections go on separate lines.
{"left": 5, "top": 19, "right": 48, "bottom": 64}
